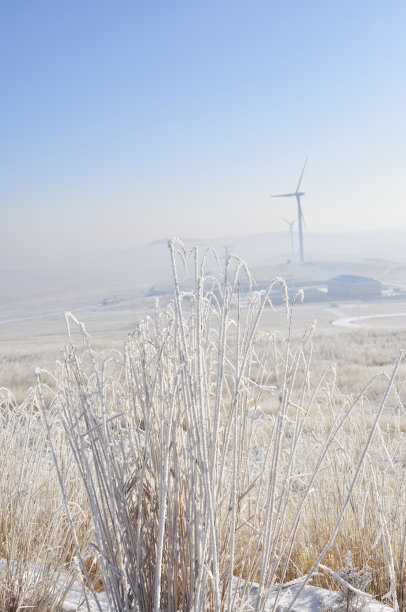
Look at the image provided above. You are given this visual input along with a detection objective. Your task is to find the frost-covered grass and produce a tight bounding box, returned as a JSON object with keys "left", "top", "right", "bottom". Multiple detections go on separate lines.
{"left": 2, "top": 241, "right": 406, "bottom": 611}
{"left": 0, "top": 387, "right": 93, "bottom": 611}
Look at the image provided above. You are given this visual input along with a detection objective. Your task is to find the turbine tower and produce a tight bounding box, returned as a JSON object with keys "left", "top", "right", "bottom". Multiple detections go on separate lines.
{"left": 281, "top": 216, "right": 296, "bottom": 260}
{"left": 271, "top": 159, "right": 307, "bottom": 262}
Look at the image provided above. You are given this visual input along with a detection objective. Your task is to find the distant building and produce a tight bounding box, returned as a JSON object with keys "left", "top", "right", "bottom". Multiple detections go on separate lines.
{"left": 327, "top": 274, "right": 381, "bottom": 299}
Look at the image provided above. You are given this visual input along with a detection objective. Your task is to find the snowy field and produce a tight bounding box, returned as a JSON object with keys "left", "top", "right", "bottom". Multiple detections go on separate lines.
{"left": 61, "top": 577, "right": 393, "bottom": 611}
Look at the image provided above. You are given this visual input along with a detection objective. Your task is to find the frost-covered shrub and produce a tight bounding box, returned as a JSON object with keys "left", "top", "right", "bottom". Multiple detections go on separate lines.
{"left": 38, "top": 240, "right": 405, "bottom": 612}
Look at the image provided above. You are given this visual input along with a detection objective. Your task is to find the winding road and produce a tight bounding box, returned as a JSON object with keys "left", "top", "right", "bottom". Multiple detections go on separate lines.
{"left": 332, "top": 312, "right": 406, "bottom": 328}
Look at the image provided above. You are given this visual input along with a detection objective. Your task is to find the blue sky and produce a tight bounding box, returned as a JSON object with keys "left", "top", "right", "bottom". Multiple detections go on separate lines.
{"left": 2, "top": 1, "right": 406, "bottom": 257}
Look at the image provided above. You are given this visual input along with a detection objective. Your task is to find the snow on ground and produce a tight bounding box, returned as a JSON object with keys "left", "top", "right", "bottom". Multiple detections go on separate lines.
{"left": 62, "top": 581, "right": 109, "bottom": 611}
{"left": 62, "top": 579, "right": 394, "bottom": 611}
{"left": 0, "top": 558, "right": 395, "bottom": 610}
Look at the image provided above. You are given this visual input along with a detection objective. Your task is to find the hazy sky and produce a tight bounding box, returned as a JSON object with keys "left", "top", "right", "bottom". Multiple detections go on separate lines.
{"left": 2, "top": 1, "right": 406, "bottom": 258}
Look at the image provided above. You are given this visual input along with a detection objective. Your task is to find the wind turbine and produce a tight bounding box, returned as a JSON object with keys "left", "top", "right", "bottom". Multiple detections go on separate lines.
{"left": 281, "top": 216, "right": 296, "bottom": 260}
{"left": 271, "top": 159, "right": 307, "bottom": 262}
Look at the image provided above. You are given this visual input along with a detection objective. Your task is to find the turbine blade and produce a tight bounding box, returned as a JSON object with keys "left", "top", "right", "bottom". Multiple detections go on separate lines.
{"left": 271, "top": 193, "right": 296, "bottom": 198}
{"left": 296, "top": 157, "right": 308, "bottom": 193}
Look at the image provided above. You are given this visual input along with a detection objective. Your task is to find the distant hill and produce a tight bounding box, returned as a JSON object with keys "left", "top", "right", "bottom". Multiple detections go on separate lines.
{"left": 161, "top": 229, "right": 406, "bottom": 266}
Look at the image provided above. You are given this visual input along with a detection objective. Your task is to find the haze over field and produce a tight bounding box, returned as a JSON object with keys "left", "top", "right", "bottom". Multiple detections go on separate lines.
{"left": 2, "top": 227, "right": 406, "bottom": 304}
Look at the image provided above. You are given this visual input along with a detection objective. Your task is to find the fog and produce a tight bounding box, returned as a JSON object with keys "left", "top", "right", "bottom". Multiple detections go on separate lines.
{"left": 3, "top": 228, "right": 406, "bottom": 315}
